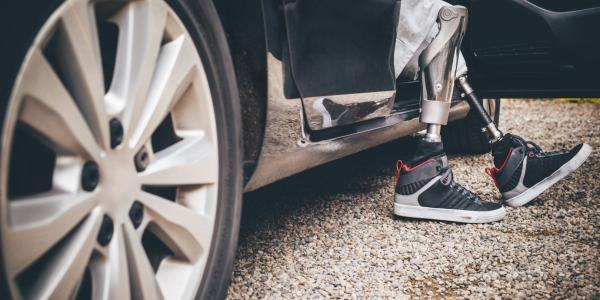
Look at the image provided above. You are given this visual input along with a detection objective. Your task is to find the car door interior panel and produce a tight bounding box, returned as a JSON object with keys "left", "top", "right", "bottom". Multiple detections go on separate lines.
{"left": 456, "top": 0, "right": 600, "bottom": 97}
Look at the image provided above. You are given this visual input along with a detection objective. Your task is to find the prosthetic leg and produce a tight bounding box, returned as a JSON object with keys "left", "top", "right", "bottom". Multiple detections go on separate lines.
{"left": 457, "top": 76, "right": 503, "bottom": 143}
{"left": 452, "top": 48, "right": 591, "bottom": 209}
{"left": 420, "top": 5, "right": 503, "bottom": 144}
{"left": 460, "top": 77, "right": 593, "bottom": 209}
{"left": 456, "top": 72, "right": 592, "bottom": 208}
{"left": 393, "top": 5, "right": 506, "bottom": 223}
{"left": 395, "top": 3, "right": 589, "bottom": 220}
{"left": 419, "top": 6, "right": 468, "bottom": 143}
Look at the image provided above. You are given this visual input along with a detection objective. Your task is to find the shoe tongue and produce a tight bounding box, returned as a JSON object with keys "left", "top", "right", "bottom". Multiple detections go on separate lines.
{"left": 492, "top": 134, "right": 516, "bottom": 168}
{"left": 438, "top": 154, "right": 449, "bottom": 168}
{"left": 427, "top": 154, "right": 449, "bottom": 170}
{"left": 439, "top": 167, "right": 453, "bottom": 186}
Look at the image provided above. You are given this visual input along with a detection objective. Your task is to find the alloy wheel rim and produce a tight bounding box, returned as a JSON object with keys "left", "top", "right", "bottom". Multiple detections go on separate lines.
{"left": 1, "top": 0, "right": 219, "bottom": 298}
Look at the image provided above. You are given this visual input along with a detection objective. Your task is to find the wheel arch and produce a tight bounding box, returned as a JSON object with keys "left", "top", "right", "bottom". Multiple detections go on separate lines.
{"left": 213, "top": 0, "right": 269, "bottom": 185}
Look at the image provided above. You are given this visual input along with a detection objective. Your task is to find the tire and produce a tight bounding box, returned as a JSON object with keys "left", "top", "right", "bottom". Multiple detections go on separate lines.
{"left": 0, "top": 0, "right": 242, "bottom": 299}
{"left": 172, "top": 0, "right": 243, "bottom": 298}
{"left": 173, "top": 0, "right": 243, "bottom": 298}
{"left": 442, "top": 98, "right": 501, "bottom": 155}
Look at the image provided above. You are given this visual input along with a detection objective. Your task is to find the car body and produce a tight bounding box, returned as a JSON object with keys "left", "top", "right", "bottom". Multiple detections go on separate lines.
{"left": 0, "top": 0, "right": 599, "bottom": 298}
{"left": 216, "top": 0, "right": 600, "bottom": 192}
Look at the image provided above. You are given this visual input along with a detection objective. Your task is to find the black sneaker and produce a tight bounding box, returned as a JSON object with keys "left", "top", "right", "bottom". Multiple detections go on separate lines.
{"left": 394, "top": 154, "right": 506, "bottom": 223}
{"left": 486, "top": 134, "right": 592, "bottom": 207}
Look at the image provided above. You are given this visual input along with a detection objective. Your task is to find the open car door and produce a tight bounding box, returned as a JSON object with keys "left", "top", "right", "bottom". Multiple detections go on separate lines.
{"left": 281, "top": 0, "right": 400, "bottom": 131}
{"left": 459, "top": 0, "right": 600, "bottom": 97}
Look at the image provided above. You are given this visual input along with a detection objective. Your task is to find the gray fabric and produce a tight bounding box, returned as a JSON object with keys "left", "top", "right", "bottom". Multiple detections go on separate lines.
{"left": 394, "top": 0, "right": 468, "bottom": 80}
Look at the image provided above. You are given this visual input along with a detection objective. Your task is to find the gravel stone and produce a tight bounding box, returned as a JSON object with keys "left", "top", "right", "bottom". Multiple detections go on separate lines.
{"left": 227, "top": 100, "right": 600, "bottom": 299}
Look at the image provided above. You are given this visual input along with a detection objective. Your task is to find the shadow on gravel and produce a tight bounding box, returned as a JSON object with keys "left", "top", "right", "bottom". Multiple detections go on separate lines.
{"left": 238, "top": 137, "right": 420, "bottom": 240}
{"left": 238, "top": 136, "right": 496, "bottom": 239}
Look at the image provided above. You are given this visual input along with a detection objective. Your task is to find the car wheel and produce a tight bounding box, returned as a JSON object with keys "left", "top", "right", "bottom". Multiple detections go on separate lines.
{"left": 442, "top": 98, "right": 501, "bottom": 154}
{"left": 0, "top": 0, "right": 242, "bottom": 299}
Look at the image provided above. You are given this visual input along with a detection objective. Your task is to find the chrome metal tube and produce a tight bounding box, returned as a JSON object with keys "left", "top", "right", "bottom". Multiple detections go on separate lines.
{"left": 419, "top": 6, "right": 468, "bottom": 128}
{"left": 457, "top": 76, "right": 503, "bottom": 142}
{"left": 424, "top": 124, "right": 442, "bottom": 142}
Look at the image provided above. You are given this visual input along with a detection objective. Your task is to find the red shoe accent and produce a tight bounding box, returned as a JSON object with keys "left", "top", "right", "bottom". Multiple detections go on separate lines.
{"left": 401, "top": 158, "right": 433, "bottom": 172}
{"left": 396, "top": 157, "right": 439, "bottom": 182}
{"left": 485, "top": 147, "right": 513, "bottom": 188}
{"left": 496, "top": 147, "right": 513, "bottom": 171}
{"left": 395, "top": 160, "right": 404, "bottom": 178}
{"left": 485, "top": 167, "right": 499, "bottom": 188}
{"left": 396, "top": 158, "right": 434, "bottom": 179}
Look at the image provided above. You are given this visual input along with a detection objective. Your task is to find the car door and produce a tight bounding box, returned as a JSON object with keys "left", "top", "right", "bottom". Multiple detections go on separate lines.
{"left": 281, "top": 0, "right": 401, "bottom": 131}
{"left": 458, "top": 0, "right": 600, "bottom": 97}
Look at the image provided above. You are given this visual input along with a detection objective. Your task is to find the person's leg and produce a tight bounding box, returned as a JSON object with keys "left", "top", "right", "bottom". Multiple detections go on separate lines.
{"left": 393, "top": 5, "right": 506, "bottom": 223}
{"left": 455, "top": 76, "right": 593, "bottom": 207}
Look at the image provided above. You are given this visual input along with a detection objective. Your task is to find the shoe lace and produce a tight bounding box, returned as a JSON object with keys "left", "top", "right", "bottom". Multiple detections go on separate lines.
{"left": 447, "top": 177, "right": 482, "bottom": 204}
{"left": 512, "top": 135, "right": 564, "bottom": 157}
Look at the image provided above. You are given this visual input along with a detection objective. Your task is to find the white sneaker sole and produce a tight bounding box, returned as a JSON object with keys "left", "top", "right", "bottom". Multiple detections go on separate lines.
{"left": 393, "top": 202, "right": 506, "bottom": 223}
{"left": 504, "top": 143, "right": 593, "bottom": 207}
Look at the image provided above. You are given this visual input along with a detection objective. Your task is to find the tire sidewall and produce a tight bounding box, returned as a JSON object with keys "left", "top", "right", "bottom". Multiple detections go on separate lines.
{"left": 166, "top": 0, "right": 243, "bottom": 298}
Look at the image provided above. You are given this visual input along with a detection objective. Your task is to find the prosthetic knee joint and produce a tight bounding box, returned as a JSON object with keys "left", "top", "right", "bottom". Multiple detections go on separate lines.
{"left": 419, "top": 6, "right": 468, "bottom": 142}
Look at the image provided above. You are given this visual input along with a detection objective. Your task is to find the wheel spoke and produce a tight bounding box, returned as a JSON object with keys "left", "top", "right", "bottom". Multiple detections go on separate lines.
{"left": 123, "top": 223, "right": 164, "bottom": 299}
{"left": 139, "top": 136, "right": 218, "bottom": 186}
{"left": 5, "top": 191, "right": 100, "bottom": 274}
{"left": 91, "top": 229, "right": 131, "bottom": 300}
{"left": 107, "top": 0, "right": 167, "bottom": 127}
{"left": 58, "top": 1, "right": 110, "bottom": 149}
{"left": 155, "top": 259, "right": 195, "bottom": 300}
{"left": 138, "top": 191, "right": 212, "bottom": 261}
{"left": 24, "top": 209, "right": 103, "bottom": 300}
{"left": 17, "top": 50, "right": 102, "bottom": 159}
{"left": 129, "top": 35, "right": 198, "bottom": 149}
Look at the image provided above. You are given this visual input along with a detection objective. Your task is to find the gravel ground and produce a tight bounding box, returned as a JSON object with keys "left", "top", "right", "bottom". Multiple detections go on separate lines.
{"left": 227, "top": 100, "right": 600, "bottom": 299}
